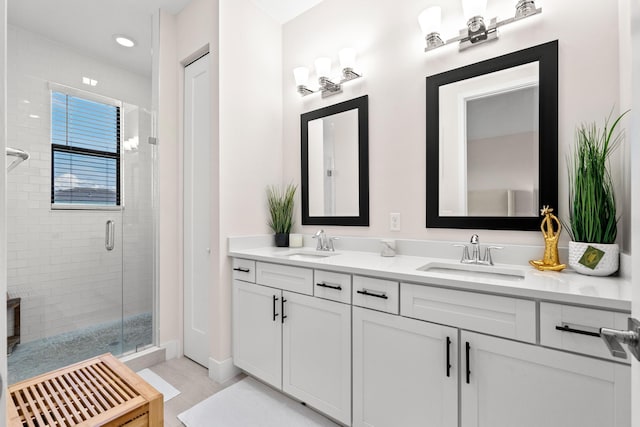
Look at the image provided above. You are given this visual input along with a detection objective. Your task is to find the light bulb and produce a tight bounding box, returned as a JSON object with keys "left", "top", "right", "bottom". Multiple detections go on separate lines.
{"left": 293, "top": 67, "right": 309, "bottom": 86}
{"left": 418, "top": 7, "right": 442, "bottom": 36}
{"left": 339, "top": 48, "right": 357, "bottom": 70}
{"left": 461, "top": 0, "right": 487, "bottom": 19}
{"left": 314, "top": 57, "right": 332, "bottom": 79}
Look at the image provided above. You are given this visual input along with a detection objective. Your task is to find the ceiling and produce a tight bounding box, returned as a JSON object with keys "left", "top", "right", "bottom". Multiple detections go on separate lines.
{"left": 8, "top": 0, "right": 324, "bottom": 78}
{"left": 248, "top": 0, "right": 324, "bottom": 24}
{"left": 8, "top": 0, "right": 193, "bottom": 77}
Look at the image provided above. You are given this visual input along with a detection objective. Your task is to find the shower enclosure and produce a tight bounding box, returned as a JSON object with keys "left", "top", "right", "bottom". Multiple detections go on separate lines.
{"left": 6, "top": 9, "right": 157, "bottom": 384}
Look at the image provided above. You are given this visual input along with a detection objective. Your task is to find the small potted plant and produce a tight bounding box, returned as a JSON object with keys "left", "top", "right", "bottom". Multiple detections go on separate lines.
{"left": 267, "top": 183, "right": 297, "bottom": 247}
{"left": 566, "top": 110, "right": 628, "bottom": 276}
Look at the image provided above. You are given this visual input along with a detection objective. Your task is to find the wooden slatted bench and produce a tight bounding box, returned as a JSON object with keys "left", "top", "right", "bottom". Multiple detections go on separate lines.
{"left": 7, "top": 353, "right": 163, "bottom": 427}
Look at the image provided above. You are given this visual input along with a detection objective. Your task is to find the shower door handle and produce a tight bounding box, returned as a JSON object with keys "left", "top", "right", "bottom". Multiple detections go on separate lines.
{"left": 105, "top": 220, "right": 115, "bottom": 251}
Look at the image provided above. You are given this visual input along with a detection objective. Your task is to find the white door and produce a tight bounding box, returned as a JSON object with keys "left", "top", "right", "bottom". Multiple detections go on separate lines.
{"left": 461, "top": 331, "right": 630, "bottom": 427}
{"left": 232, "top": 280, "right": 282, "bottom": 389}
{"left": 282, "top": 291, "right": 351, "bottom": 425}
{"left": 183, "top": 54, "right": 211, "bottom": 366}
{"left": 353, "top": 307, "right": 458, "bottom": 427}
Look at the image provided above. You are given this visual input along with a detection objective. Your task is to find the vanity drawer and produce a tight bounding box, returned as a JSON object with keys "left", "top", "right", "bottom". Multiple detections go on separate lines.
{"left": 232, "top": 258, "right": 256, "bottom": 283}
{"left": 256, "top": 262, "right": 313, "bottom": 295}
{"left": 314, "top": 270, "right": 351, "bottom": 304}
{"left": 401, "top": 283, "right": 536, "bottom": 343}
{"left": 540, "top": 302, "right": 630, "bottom": 364}
{"left": 352, "top": 276, "right": 399, "bottom": 314}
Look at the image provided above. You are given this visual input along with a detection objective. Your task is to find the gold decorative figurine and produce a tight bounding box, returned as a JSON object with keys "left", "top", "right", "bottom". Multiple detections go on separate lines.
{"left": 529, "top": 206, "right": 567, "bottom": 272}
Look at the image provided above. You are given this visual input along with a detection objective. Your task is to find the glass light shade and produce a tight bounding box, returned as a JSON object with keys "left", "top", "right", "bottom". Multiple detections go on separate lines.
{"left": 293, "top": 67, "right": 309, "bottom": 86}
{"left": 418, "top": 7, "right": 442, "bottom": 35}
{"left": 339, "top": 48, "right": 357, "bottom": 70}
{"left": 462, "top": 0, "right": 487, "bottom": 18}
{"left": 314, "top": 57, "right": 332, "bottom": 79}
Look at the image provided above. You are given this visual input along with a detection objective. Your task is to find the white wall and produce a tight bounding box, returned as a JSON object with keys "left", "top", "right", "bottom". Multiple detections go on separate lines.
{"left": 6, "top": 25, "right": 152, "bottom": 343}
{"left": 156, "top": 0, "right": 282, "bottom": 367}
{"left": 218, "top": 0, "right": 282, "bottom": 360}
{"left": 157, "top": 8, "right": 180, "bottom": 357}
{"left": 282, "top": 0, "right": 625, "bottom": 247}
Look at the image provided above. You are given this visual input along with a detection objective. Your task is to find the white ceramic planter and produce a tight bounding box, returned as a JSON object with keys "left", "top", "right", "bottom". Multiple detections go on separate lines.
{"left": 568, "top": 241, "right": 619, "bottom": 276}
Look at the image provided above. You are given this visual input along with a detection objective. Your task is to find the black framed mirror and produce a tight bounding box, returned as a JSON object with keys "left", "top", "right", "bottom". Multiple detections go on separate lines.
{"left": 301, "top": 95, "right": 369, "bottom": 226}
{"left": 426, "top": 40, "right": 558, "bottom": 230}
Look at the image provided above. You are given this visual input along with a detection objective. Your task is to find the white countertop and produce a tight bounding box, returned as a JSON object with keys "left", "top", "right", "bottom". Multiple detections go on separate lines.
{"left": 229, "top": 242, "right": 631, "bottom": 312}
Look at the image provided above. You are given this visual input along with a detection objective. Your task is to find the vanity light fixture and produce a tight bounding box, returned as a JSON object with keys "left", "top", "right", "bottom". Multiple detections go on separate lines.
{"left": 419, "top": 0, "right": 541, "bottom": 53}
{"left": 293, "top": 48, "right": 362, "bottom": 98}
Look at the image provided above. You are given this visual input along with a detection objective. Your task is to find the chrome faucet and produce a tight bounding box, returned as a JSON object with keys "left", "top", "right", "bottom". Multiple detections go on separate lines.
{"left": 469, "top": 234, "right": 480, "bottom": 263}
{"left": 454, "top": 234, "right": 502, "bottom": 266}
{"left": 313, "top": 229, "right": 338, "bottom": 251}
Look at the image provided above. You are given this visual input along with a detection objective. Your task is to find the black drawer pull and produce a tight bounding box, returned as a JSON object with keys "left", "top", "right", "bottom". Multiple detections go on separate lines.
{"left": 281, "top": 298, "right": 287, "bottom": 324}
{"left": 465, "top": 341, "right": 471, "bottom": 384}
{"left": 272, "top": 295, "right": 279, "bottom": 322}
{"left": 446, "top": 336, "right": 451, "bottom": 378}
{"left": 555, "top": 324, "right": 600, "bottom": 337}
{"left": 316, "top": 282, "right": 342, "bottom": 291}
{"left": 233, "top": 267, "right": 250, "bottom": 273}
{"left": 357, "top": 289, "right": 388, "bottom": 299}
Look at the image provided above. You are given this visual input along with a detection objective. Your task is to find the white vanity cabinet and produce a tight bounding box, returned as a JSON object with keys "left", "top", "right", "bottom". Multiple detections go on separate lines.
{"left": 282, "top": 291, "right": 351, "bottom": 425}
{"left": 232, "top": 262, "right": 351, "bottom": 425}
{"left": 461, "top": 331, "right": 630, "bottom": 427}
{"left": 352, "top": 306, "right": 458, "bottom": 427}
{"left": 399, "top": 282, "right": 630, "bottom": 427}
{"left": 231, "top": 254, "right": 631, "bottom": 427}
{"left": 232, "top": 279, "right": 282, "bottom": 388}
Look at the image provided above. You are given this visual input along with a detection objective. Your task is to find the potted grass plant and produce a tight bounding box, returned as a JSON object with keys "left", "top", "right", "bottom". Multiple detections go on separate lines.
{"left": 566, "top": 110, "right": 628, "bottom": 276}
{"left": 267, "top": 183, "right": 297, "bottom": 247}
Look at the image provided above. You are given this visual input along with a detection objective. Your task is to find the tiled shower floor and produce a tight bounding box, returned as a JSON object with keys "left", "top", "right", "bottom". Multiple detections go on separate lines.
{"left": 8, "top": 312, "right": 152, "bottom": 385}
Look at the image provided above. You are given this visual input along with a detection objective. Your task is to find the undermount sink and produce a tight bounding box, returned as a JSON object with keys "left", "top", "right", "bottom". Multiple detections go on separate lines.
{"left": 417, "top": 261, "right": 526, "bottom": 281}
{"left": 276, "top": 250, "right": 340, "bottom": 260}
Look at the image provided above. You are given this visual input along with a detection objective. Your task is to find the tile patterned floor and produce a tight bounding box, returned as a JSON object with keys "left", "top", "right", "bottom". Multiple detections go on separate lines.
{"left": 147, "top": 357, "right": 245, "bottom": 427}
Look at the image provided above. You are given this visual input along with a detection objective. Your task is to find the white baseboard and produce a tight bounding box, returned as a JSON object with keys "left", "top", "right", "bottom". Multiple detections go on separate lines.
{"left": 208, "top": 356, "right": 240, "bottom": 384}
{"left": 161, "top": 340, "right": 180, "bottom": 360}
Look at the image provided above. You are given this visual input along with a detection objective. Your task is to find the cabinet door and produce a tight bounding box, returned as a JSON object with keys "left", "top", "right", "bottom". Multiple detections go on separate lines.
{"left": 353, "top": 307, "right": 458, "bottom": 427}
{"left": 461, "top": 331, "right": 630, "bottom": 427}
{"left": 282, "top": 291, "right": 351, "bottom": 425}
{"left": 232, "top": 280, "right": 282, "bottom": 389}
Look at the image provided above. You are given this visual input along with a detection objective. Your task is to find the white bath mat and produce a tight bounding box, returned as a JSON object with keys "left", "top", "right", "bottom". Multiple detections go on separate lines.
{"left": 136, "top": 368, "right": 180, "bottom": 402}
{"left": 177, "top": 377, "right": 338, "bottom": 427}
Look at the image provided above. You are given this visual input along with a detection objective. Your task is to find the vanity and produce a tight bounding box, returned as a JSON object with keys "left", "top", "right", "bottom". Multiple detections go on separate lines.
{"left": 229, "top": 237, "right": 631, "bottom": 427}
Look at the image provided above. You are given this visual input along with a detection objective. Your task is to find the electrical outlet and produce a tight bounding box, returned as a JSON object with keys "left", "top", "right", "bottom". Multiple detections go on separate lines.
{"left": 390, "top": 213, "right": 401, "bottom": 231}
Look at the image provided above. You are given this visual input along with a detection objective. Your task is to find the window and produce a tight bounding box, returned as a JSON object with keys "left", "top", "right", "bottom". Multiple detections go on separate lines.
{"left": 51, "top": 89, "right": 121, "bottom": 206}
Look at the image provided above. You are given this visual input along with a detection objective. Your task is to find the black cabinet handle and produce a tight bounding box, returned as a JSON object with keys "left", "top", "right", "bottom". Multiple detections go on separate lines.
{"left": 272, "top": 295, "right": 279, "bottom": 322}
{"left": 316, "top": 282, "right": 342, "bottom": 291}
{"left": 281, "top": 298, "right": 287, "bottom": 324}
{"left": 555, "top": 324, "right": 600, "bottom": 337}
{"left": 233, "top": 267, "right": 250, "bottom": 273}
{"left": 465, "top": 342, "right": 471, "bottom": 384}
{"left": 356, "top": 289, "right": 388, "bottom": 299}
{"left": 446, "top": 336, "right": 451, "bottom": 377}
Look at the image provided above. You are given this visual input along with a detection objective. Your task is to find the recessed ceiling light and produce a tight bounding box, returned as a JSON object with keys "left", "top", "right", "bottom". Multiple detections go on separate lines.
{"left": 29, "top": 114, "right": 40, "bottom": 119}
{"left": 114, "top": 35, "right": 136, "bottom": 48}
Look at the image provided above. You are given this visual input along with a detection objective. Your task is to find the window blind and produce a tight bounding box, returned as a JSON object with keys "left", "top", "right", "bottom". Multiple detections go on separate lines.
{"left": 51, "top": 91, "right": 120, "bottom": 206}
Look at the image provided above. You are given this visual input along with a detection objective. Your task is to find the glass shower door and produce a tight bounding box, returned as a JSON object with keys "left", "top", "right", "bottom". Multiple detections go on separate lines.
{"left": 121, "top": 104, "right": 156, "bottom": 355}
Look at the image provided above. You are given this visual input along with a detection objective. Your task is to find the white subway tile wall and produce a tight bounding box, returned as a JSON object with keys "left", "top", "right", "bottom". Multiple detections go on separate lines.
{"left": 7, "top": 25, "right": 154, "bottom": 345}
